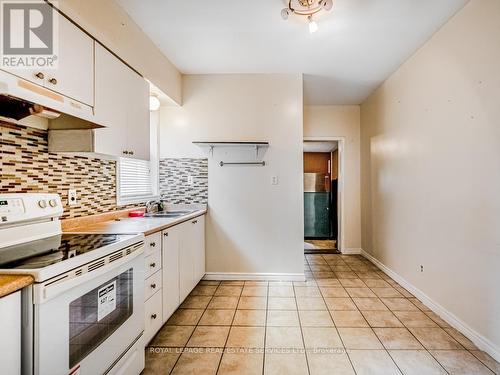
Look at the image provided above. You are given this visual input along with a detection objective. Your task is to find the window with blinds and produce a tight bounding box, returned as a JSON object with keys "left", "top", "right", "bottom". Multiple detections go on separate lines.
{"left": 117, "top": 158, "right": 156, "bottom": 203}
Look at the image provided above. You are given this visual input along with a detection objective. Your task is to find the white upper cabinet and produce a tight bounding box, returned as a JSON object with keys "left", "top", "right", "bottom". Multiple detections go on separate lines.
{"left": 1, "top": 12, "right": 94, "bottom": 107}
{"left": 94, "top": 43, "right": 150, "bottom": 160}
{"left": 94, "top": 44, "right": 128, "bottom": 157}
{"left": 46, "top": 14, "right": 94, "bottom": 106}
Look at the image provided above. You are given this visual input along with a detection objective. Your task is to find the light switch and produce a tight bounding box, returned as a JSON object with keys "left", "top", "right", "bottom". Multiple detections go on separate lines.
{"left": 271, "top": 176, "right": 279, "bottom": 185}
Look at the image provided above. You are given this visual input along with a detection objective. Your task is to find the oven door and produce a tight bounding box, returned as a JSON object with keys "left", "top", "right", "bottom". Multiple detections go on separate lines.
{"left": 32, "top": 250, "right": 144, "bottom": 375}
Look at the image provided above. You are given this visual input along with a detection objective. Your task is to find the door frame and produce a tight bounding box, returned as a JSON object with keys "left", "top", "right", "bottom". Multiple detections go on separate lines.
{"left": 303, "top": 136, "right": 345, "bottom": 252}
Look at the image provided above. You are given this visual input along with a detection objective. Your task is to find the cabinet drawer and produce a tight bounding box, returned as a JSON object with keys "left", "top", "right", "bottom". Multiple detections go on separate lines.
{"left": 144, "top": 249, "right": 162, "bottom": 279}
{"left": 144, "top": 290, "right": 162, "bottom": 344}
{"left": 144, "top": 232, "right": 161, "bottom": 257}
{"left": 144, "top": 271, "right": 162, "bottom": 301}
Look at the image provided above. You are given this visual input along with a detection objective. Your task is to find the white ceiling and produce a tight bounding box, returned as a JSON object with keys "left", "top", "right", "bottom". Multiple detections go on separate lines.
{"left": 304, "top": 141, "right": 338, "bottom": 153}
{"left": 117, "top": 0, "right": 468, "bottom": 105}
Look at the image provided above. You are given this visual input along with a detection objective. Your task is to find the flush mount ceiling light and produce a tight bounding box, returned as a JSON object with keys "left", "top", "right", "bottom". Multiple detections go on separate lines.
{"left": 281, "top": 0, "right": 333, "bottom": 33}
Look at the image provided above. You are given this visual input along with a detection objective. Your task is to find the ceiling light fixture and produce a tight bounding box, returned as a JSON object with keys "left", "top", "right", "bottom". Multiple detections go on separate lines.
{"left": 281, "top": 0, "right": 333, "bottom": 32}
{"left": 149, "top": 95, "right": 160, "bottom": 111}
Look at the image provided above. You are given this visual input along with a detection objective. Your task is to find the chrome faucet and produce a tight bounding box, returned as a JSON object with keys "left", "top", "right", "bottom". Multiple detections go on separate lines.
{"left": 145, "top": 200, "right": 164, "bottom": 214}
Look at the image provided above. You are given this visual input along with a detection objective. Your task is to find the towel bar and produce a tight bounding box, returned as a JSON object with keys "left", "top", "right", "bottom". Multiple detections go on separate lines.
{"left": 219, "top": 161, "right": 266, "bottom": 167}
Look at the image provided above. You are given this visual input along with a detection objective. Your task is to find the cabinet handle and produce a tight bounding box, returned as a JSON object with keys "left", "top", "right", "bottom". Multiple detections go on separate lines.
{"left": 150, "top": 242, "right": 156, "bottom": 247}
{"left": 150, "top": 262, "right": 156, "bottom": 268}
{"left": 35, "top": 72, "right": 44, "bottom": 79}
{"left": 164, "top": 232, "right": 168, "bottom": 237}
{"left": 151, "top": 283, "right": 156, "bottom": 289}
{"left": 48, "top": 78, "right": 57, "bottom": 85}
{"left": 192, "top": 220, "right": 198, "bottom": 224}
{"left": 151, "top": 313, "right": 157, "bottom": 320}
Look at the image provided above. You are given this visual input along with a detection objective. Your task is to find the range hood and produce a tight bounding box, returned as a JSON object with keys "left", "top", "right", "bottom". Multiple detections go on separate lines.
{"left": 0, "top": 71, "right": 104, "bottom": 130}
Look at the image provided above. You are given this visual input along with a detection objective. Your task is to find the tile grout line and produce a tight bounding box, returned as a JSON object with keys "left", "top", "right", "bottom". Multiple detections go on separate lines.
{"left": 364, "top": 275, "right": 462, "bottom": 375}
{"left": 345, "top": 256, "right": 408, "bottom": 375}
{"left": 262, "top": 281, "right": 270, "bottom": 375}
{"left": 214, "top": 282, "right": 245, "bottom": 374}
{"left": 169, "top": 281, "right": 221, "bottom": 374}
{"left": 321, "top": 254, "right": 358, "bottom": 375}
{"left": 149, "top": 254, "right": 496, "bottom": 374}
{"left": 296, "top": 261, "right": 313, "bottom": 375}
{"left": 388, "top": 300, "right": 453, "bottom": 375}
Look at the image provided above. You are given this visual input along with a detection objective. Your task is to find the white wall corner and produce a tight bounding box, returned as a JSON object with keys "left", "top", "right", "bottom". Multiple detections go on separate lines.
{"left": 203, "top": 273, "right": 306, "bottom": 282}
{"left": 360, "top": 249, "right": 500, "bottom": 363}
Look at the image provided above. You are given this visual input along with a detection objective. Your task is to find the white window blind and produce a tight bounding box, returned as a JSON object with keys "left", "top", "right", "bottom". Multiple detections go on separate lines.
{"left": 118, "top": 158, "right": 154, "bottom": 200}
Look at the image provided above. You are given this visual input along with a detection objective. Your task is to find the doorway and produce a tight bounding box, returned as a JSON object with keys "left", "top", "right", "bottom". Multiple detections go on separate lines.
{"left": 303, "top": 139, "right": 342, "bottom": 254}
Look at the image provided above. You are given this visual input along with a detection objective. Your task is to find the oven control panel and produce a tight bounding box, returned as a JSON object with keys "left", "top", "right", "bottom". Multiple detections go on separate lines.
{"left": 0, "top": 193, "right": 63, "bottom": 224}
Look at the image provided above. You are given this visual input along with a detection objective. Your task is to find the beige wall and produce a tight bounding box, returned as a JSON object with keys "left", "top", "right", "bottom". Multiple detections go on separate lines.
{"left": 160, "top": 74, "right": 304, "bottom": 277}
{"left": 361, "top": 0, "right": 500, "bottom": 358}
{"left": 304, "top": 105, "right": 361, "bottom": 251}
{"left": 56, "top": 0, "right": 182, "bottom": 104}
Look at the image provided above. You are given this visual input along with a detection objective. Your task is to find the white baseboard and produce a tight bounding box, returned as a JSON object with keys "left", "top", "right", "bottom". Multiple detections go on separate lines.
{"left": 341, "top": 248, "right": 362, "bottom": 255}
{"left": 361, "top": 249, "right": 500, "bottom": 363}
{"left": 203, "top": 272, "right": 306, "bottom": 282}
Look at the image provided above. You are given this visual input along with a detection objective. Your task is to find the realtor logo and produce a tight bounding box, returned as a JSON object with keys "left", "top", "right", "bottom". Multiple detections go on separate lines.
{"left": 1, "top": 0, "right": 58, "bottom": 68}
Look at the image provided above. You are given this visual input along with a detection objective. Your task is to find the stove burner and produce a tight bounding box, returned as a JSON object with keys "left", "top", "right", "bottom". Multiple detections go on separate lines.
{"left": 0, "top": 233, "right": 138, "bottom": 270}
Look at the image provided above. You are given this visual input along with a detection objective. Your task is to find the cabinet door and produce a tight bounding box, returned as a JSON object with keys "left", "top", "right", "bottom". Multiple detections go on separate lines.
{"left": 94, "top": 43, "right": 150, "bottom": 159}
{"left": 193, "top": 216, "right": 206, "bottom": 283}
{"left": 1, "top": 13, "right": 94, "bottom": 106}
{"left": 124, "top": 70, "right": 150, "bottom": 160}
{"left": 0, "top": 66, "right": 44, "bottom": 87}
{"left": 178, "top": 221, "right": 195, "bottom": 302}
{"left": 45, "top": 14, "right": 94, "bottom": 106}
{"left": 162, "top": 226, "right": 180, "bottom": 321}
{"left": 0, "top": 292, "right": 21, "bottom": 375}
{"left": 93, "top": 44, "right": 129, "bottom": 157}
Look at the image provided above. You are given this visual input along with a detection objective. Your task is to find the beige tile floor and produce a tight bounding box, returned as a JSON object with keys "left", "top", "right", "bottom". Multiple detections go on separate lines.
{"left": 304, "top": 240, "right": 337, "bottom": 251}
{"left": 143, "top": 254, "right": 499, "bottom": 375}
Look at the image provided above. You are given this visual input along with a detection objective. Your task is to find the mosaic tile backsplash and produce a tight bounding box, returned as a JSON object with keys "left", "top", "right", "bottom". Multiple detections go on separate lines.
{"left": 0, "top": 122, "right": 133, "bottom": 219}
{"left": 1, "top": 122, "right": 208, "bottom": 219}
{"left": 159, "top": 158, "right": 208, "bottom": 204}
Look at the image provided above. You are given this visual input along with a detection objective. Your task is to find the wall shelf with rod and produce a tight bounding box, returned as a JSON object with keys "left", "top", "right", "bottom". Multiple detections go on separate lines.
{"left": 193, "top": 141, "right": 269, "bottom": 166}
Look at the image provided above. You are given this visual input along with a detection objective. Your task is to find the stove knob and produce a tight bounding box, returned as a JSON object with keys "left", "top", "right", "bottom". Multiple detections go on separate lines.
{"left": 49, "top": 199, "right": 58, "bottom": 207}
{"left": 38, "top": 200, "right": 47, "bottom": 209}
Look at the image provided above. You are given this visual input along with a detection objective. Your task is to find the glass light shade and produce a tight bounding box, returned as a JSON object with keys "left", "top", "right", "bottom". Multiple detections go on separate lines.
{"left": 323, "top": 0, "right": 333, "bottom": 11}
{"left": 149, "top": 96, "right": 160, "bottom": 111}
{"left": 308, "top": 18, "right": 318, "bottom": 33}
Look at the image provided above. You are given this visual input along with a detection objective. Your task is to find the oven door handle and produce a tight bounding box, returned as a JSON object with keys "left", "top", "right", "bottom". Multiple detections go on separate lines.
{"left": 34, "top": 248, "right": 144, "bottom": 304}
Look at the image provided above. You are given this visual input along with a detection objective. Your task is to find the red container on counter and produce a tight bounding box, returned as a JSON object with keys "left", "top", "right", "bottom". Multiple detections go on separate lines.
{"left": 128, "top": 210, "right": 145, "bottom": 217}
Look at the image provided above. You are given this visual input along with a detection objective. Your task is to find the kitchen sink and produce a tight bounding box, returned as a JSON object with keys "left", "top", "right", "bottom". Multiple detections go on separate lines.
{"left": 144, "top": 210, "right": 195, "bottom": 218}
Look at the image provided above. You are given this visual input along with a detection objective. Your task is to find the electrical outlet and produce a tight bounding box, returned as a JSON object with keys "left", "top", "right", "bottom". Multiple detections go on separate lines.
{"left": 420, "top": 265, "right": 424, "bottom": 272}
{"left": 187, "top": 175, "right": 194, "bottom": 185}
{"left": 271, "top": 176, "right": 279, "bottom": 185}
{"left": 68, "top": 189, "right": 77, "bottom": 206}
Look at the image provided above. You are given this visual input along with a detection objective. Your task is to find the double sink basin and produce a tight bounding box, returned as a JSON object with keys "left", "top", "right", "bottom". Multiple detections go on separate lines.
{"left": 144, "top": 210, "right": 196, "bottom": 219}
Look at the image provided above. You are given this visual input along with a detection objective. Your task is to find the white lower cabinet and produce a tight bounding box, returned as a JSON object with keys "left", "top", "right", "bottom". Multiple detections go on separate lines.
{"left": 144, "top": 270, "right": 162, "bottom": 301}
{"left": 143, "top": 233, "right": 163, "bottom": 345}
{"left": 143, "top": 215, "right": 206, "bottom": 343}
{"left": 179, "top": 216, "right": 206, "bottom": 302}
{"left": 193, "top": 216, "right": 206, "bottom": 283}
{"left": 144, "top": 289, "right": 162, "bottom": 344}
{"left": 144, "top": 249, "right": 162, "bottom": 279}
{"left": 162, "top": 226, "right": 180, "bottom": 322}
{"left": 0, "top": 291, "right": 21, "bottom": 375}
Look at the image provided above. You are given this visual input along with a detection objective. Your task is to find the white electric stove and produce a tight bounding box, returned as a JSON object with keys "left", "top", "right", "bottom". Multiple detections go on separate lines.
{"left": 0, "top": 193, "right": 146, "bottom": 375}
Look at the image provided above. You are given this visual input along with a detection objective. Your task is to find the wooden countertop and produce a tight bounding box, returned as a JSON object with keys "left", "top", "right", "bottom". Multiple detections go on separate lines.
{"left": 64, "top": 209, "right": 207, "bottom": 236}
{"left": 0, "top": 274, "right": 34, "bottom": 298}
